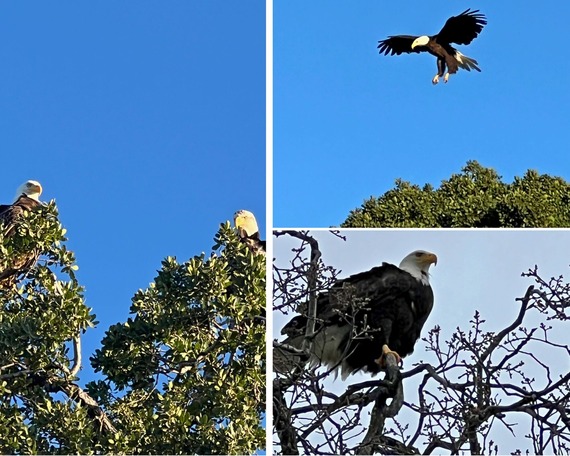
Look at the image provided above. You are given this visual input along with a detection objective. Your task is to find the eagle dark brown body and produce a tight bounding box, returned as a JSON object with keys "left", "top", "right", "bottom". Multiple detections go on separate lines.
{"left": 277, "top": 251, "right": 437, "bottom": 379}
{"left": 378, "top": 9, "right": 487, "bottom": 84}
{"left": 0, "top": 190, "right": 43, "bottom": 287}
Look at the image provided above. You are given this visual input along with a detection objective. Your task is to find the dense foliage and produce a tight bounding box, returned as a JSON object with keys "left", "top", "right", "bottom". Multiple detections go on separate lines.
{"left": 342, "top": 161, "right": 570, "bottom": 227}
{"left": 0, "top": 205, "right": 265, "bottom": 454}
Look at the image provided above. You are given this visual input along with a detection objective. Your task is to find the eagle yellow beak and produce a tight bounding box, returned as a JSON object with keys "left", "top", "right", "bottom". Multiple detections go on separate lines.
{"left": 421, "top": 252, "right": 437, "bottom": 266}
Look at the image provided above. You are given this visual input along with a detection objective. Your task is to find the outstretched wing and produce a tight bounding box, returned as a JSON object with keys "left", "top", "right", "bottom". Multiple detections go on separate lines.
{"left": 378, "top": 35, "right": 422, "bottom": 56}
{"left": 436, "top": 9, "right": 487, "bottom": 45}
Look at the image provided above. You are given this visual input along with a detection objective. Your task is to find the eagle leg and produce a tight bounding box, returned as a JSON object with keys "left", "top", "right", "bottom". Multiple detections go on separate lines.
{"left": 374, "top": 344, "right": 402, "bottom": 367}
{"left": 432, "top": 74, "right": 440, "bottom": 85}
{"left": 444, "top": 72, "right": 450, "bottom": 83}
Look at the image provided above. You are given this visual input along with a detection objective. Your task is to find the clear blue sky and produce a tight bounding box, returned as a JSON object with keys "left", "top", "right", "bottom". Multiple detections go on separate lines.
{"left": 274, "top": 1, "right": 570, "bottom": 226}
{"left": 0, "top": 1, "right": 265, "bottom": 383}
{"left": 273, "top": 229, "right": 569, "bottom": 452}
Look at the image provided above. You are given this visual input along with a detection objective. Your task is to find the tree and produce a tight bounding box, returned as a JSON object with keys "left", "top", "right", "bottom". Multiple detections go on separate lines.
{"left": 273, "top": 231, "right": 570, "bottom": 454}
{"left": 342, "top": 161, "right": 570, "bottom": 227}
{"left": 0, "top": 203, "right": 265, "bottom": 454}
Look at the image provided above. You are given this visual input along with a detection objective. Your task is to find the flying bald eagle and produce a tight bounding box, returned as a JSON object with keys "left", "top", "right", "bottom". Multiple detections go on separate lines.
{"left": 378, "top": 9, "right": 487, "bottom": 84}
{"left": 0, "top": 180, "right": 44, "bottom": 287}
{"left": 234, "top": 209, "right": 266, "bottom": 255}
{"left": 276, "top": 250, "right": 436, "bottom": 379}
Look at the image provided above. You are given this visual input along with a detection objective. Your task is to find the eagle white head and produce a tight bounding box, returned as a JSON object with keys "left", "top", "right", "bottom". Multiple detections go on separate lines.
{"left": 411, "top": 35, "right": 430, "bottom": 49}
{"left": 14, "top": 180, "right": 43, "bottom": 202}
{"left": 233, "top": 209, "right": 259, "bottom": 238}
{"left": 399, "top": 250, "right": 437, "bottom": 285}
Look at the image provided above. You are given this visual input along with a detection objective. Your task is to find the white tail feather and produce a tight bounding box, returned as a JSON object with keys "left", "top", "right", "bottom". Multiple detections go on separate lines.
{"left": 455, "top": 50, "right": 481, "bottom": 72}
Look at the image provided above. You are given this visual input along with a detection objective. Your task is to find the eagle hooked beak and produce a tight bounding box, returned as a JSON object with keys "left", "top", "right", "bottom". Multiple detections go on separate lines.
{"left": 31, "top": 183, "right": 43, "bottom": 195}
{"left": 424, "top": 253, "right": 438, "bottom": 267}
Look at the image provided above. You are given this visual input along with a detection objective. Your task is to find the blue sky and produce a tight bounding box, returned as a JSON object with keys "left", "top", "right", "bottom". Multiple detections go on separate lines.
{"left": 274, "top": 1, "right": 570, "bottom": 226}
{"left": 273, "top": 229, "right": 569, "bottom": 452}
{"left": 0, "top": 1, "right": 265, "bottom": 383}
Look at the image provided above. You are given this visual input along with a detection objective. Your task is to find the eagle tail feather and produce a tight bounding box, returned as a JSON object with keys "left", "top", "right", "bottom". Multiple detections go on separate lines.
{"left": 455, "top": 51, "right": 481, "bottom": 72}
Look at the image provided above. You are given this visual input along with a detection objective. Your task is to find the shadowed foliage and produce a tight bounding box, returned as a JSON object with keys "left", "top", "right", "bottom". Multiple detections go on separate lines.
{"left": 342, "top": 161, "right": 570, "bottom": 227}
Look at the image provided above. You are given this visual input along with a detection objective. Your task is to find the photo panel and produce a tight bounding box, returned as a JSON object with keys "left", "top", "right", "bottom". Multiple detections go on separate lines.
{"left": 272, "top": 229, "right": 569, "bottom": 454}
{"left": 274, "top": 1, "right": 570, "bottom": 228}
{"left": 0, "top": 1, "right": 266, "bottom": 454}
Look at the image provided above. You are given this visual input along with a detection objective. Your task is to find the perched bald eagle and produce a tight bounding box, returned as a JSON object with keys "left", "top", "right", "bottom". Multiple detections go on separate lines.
{"left": 378, "top": 9, "right": 487, "bottom": 84}
{"left": 234, "top": 209, "right": 266, "bottom": 255}
{"left": 0, "top": 180, "right": 44, "bottom": 287}
{"left": 276, "top": 250, "right": 436, "bottom": 379}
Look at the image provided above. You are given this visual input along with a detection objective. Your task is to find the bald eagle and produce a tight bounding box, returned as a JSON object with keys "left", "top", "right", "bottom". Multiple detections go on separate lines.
{"left": 0, "top": 180, "right": 44, "bottom": 287}
{"left": 276, "top": 250, "right": 436, "bottom": 379}
{"left": 378, "top": 9, "right": 487, "bottom": 84}
{"left": 234, "top": 209, "right": 266, "bottom": 255}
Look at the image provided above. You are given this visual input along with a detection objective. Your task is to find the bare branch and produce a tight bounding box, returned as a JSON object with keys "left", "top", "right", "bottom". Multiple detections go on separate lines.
{"left": 69, "top": 333, "right": 81, "bottom": 378}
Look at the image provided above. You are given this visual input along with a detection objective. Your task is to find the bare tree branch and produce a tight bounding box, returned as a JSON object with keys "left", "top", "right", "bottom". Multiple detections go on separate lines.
{"left": 69, "top": 333, "right": 81, "bottom": 377}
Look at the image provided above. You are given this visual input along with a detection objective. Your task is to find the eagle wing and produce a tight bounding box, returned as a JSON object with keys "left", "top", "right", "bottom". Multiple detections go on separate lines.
{"left": 436, "top": 9, "right": 487, "bottom": 45}
{"left": 0, "top": 197, "right": 42, "bottom": 285}
{"left": 281, "top": 264, "right": 393, "bottom": 338}
{"left": 282, "top": 263, "right": 416, "bottom": 336}
{"left": 279, "top": 263, "right": 432, "bottom": 377}
{"left": 0, "top": 204, "right": 24, "bottom": 237}
{"left": 0, "top": 205, "right": 11, "bottom": 226}
{"left": 377, "top": 35, "right": 422, "bottom": 56}
{"left": 342, "top": 263, "right": 433, "bottom": 375}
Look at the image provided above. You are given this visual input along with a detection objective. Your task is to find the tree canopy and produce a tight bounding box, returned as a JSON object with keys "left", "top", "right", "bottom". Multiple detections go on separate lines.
{"left": 342, "top": 161, "right": 570, "bottom": 227}
{"left": 0, "top": 203, "right": 265, "bottom": 454}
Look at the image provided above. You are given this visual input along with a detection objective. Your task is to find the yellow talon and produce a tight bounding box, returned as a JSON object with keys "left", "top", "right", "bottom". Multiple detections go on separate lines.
{"left": 374, "top": 344, "right": 402, "bottom": 367}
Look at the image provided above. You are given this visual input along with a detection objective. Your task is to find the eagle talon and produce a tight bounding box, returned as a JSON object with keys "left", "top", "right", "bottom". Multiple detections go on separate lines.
{"left": 432, "top": 75, "right": 439, "bottom": 85}
{"left": 374, "top": 344, "right": 403, "bottom": 367}
{"left": 444, "top": 73, "right": 450, "bottom": 83}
